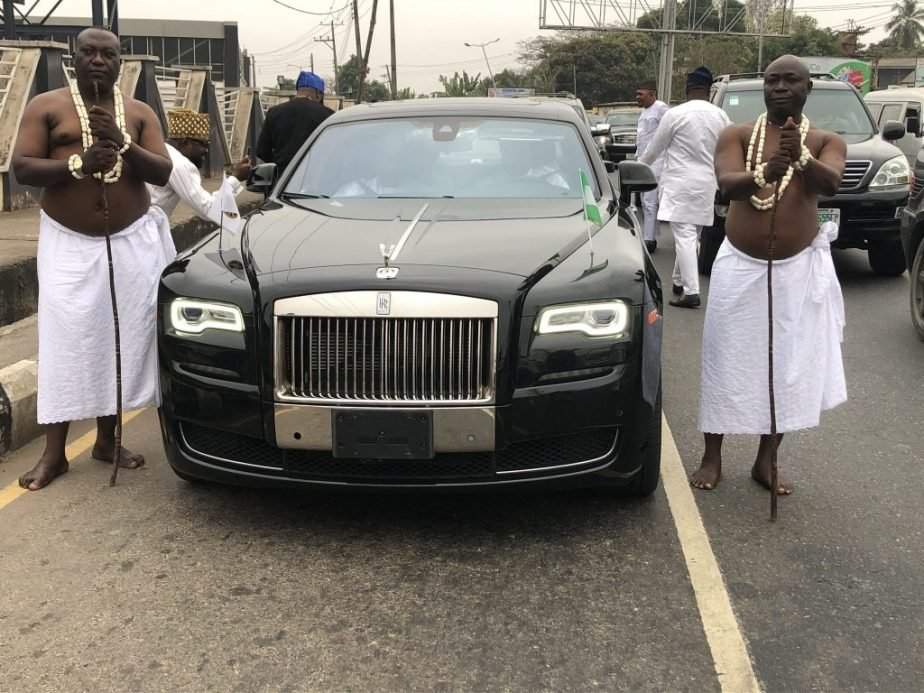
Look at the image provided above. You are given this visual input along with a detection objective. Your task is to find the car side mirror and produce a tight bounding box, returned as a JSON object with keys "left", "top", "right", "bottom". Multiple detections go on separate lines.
{"left": 247, "top": 163, "right": 277, "bottom": 196}
{"left": 591, "top": 123, "right": 611, "bottom": 136}
{"left": 906, "top": 117, "right": 920, "bottom": 137}
{"left": 881, "top": 120, "right": 906, "bottom": 141}
{"left": 617, "top": 160, "right": 657, "bottom": 198}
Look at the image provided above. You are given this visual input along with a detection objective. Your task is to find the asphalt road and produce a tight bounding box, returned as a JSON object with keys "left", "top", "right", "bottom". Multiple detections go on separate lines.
{"left": 1, "top": 230, "right": 922, "bottom": 692}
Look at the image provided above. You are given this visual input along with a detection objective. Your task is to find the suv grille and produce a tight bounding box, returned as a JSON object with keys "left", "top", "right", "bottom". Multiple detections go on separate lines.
{"left": 912, "top": 174, "right": 923, "bottom": 197}
{"left": 839, "top": 160, "right": 872, "bottom": 192}
{"left": 279, "top": 316, "right": 495, "bottom": 403}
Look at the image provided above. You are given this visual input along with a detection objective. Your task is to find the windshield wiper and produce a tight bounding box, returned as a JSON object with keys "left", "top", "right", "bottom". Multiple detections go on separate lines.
{"left": 280, "top": 192, "right": 330, "bottom": 199}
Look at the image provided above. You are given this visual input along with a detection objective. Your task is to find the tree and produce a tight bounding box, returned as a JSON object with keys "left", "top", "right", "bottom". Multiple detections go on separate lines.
{"left": 396, "top": 86, "right": 416, "bottom": 100}
{"left": 336, "top": 55, "right": 364, "bottom": 98}
{"left": 438, "top": 71, "right": 485, "bottom": 96}
{"left": 886, "top": 0, "right": 924, "bottom": 49}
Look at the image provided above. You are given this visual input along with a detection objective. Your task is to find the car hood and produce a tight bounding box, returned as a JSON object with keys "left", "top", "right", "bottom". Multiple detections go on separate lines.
{"left": 846, "top": 135, "right": 903, "bottom": 162}
{"left": 244, "top": 198, "right": 597, "bottom": 277}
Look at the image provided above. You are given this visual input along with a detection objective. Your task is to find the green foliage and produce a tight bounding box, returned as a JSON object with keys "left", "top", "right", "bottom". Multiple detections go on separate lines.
{"left": 886, "top": 0, "right": 924, "bottom": 49}
{"left": 335, "top": 55, "right": 365, "bottom": 98}
{"left": 438, "top": 71, "right": 485, "bottom": 97}
{"left": 396, "top": 87, "right": 416, "bottom": 100}
{"left": 637, "top": 0, "right": 748, "bottom": 32}
{"left": 762, "top": 16, "right": 842, "bottom": 66}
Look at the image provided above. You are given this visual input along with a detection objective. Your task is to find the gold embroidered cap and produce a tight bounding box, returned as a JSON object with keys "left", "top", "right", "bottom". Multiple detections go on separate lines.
{"left": 167, "top": 108, "right": 210, "bottom": 143}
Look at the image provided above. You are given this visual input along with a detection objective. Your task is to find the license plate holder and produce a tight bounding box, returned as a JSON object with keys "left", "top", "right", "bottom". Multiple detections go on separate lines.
{"left": 333, "top": 411, "right": 434, "bottom": 459}
{"left": 817, "top": 207, "right": 840, "bottom": 229}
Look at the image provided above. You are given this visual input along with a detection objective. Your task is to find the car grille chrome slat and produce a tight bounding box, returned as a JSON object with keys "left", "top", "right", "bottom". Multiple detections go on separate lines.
{"left": 280, "top": 315, "right": 495, "bottom": 404}
{"left": 839, "top": 160, "right": 872, "bottom": 192}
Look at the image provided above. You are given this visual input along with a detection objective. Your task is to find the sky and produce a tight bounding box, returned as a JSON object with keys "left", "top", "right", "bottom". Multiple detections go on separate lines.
{"left": 24, "top": 0, "right": 894, "bottom": 93}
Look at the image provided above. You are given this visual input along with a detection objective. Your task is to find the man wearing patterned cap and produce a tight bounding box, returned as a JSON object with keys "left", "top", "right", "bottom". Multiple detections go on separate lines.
{"left": 149, "top": 108, "right": 251, "bottom": 219}
{"left": 640, "top": 66, "right": 730, "bottom": 308}
{"left": 257, "top": 70, "right": 333, "bottom": 174}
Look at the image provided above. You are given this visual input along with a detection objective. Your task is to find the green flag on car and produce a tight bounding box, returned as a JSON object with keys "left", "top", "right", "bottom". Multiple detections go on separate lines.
{"left": 580, "top": 169, "right": 602, "bottom": 227}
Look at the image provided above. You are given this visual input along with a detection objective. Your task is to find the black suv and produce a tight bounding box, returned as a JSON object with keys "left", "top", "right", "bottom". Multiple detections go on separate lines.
{"left": 899, "top": 150, "right": 924, "bottom": 339}
{"left": 700, "top": 74, "right": 910, "bottom": 277}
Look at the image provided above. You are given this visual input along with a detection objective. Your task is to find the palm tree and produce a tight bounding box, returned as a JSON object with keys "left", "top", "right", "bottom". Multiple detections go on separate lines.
{"left": 886, "top": 0, "right": 924, "bottom": 49}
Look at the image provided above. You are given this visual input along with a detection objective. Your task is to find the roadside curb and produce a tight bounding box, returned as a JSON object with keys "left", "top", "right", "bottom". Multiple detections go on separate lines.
{"left": 0, "top": 359, "right": 38, "bottom": 459}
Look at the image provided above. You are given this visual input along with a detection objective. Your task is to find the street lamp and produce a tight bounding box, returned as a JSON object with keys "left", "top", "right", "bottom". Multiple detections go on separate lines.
{"left": 464, "top": 38, "right": 500, "bottom": 91}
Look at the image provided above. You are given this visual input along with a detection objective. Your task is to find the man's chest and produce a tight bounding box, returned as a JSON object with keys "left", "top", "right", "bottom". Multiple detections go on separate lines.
{"left": 49, "top": 107, "right": 142, "bottom": 149}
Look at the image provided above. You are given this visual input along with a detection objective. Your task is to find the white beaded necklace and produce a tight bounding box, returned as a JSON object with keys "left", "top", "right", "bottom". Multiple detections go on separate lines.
{"left": 68, "top": 77, "right": 127, "bottom": 184}
{"left": 745, "top": 112, "right": 810, "bottom": 211}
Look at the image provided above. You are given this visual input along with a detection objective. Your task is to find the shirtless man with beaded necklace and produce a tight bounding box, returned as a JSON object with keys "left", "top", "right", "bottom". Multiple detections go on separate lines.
{"left": 12, "top": 27, "right": 172, "bottom": 490}
{"left": 690, "top": 55, "right": 848, "bottom": 495}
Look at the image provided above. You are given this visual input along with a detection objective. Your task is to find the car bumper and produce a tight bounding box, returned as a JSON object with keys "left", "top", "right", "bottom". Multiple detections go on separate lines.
{"left": 900, "top": 204, "right": 924, "bottom": 264}
{"left": 819, "top": 188, "right": 907, "bottom": 247}
{"left": 158, "top": 365, "right": 653, "bottom": 490}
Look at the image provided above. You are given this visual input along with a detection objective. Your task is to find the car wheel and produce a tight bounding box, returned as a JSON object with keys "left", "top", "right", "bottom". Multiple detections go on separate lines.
{"left": 698, "top": 226, "right": 723, "bottom": 276}
{"left": 911, "top": 240, "right": 924, "bottom": 341}
{"left": 630, "top": 385, "right": 662, "bottom": 497}
{"left": 868, "top": 239, "right": 907, "bottom": 276}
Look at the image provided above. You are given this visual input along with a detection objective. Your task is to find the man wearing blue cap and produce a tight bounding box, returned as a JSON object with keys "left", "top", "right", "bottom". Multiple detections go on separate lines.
{"left": 640, "top": 66, "right": 730, "bottom": 308}
{"left": 257, "top": 70, "right": 333, "bottom": 174}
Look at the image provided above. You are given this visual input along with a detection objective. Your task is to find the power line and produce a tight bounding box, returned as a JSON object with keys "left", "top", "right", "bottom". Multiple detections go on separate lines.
{"left": 270, "top": 0, "right": 351, "bottom": 16}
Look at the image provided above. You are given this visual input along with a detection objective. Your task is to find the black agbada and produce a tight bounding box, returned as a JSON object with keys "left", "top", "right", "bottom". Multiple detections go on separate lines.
{"left": 256, "top": 97, "right": 334, "bottom": 174}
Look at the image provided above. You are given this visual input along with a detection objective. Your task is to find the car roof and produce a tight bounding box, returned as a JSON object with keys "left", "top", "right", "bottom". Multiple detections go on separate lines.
{"left": 722, "top": 78, "right": 853, "bottom": 92}
{"left": 864, "top": 87, "right": 924, "bottom": 101}
{"left": 323, "top": 97, "right": 587, "bottom": 126}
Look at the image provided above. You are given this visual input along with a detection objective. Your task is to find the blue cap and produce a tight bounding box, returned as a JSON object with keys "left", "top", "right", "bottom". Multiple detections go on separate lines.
{"left": 296, "top": 70, "right": 324, "bottom": 93}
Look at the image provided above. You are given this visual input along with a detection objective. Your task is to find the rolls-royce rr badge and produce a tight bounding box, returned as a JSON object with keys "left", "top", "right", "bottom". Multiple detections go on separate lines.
{"left": 376, "top": 292, "right": 391, "bottom": 315}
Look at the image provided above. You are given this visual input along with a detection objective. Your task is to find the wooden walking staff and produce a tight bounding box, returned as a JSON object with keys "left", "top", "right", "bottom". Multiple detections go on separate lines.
{"left": 92, "top": 82, "right": 125, "bottom": 486}
{"left": 767, "top": 179, "right": 781, "bottom": 521}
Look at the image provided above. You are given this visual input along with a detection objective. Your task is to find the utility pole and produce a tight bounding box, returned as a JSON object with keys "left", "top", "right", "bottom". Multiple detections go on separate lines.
{"left": 573, "top": 63, "right": 577, "bottom": 96}
{"left": 3, "top": 0, "right": 15, "bottom": 40}
{"left": 464, "top": 38, "right": 500, "bottom": 90}
{"left": 389, "top": 0, "right": 397, "bottom": 99}
{"left": 310, "top": 52, "right": 315, "bottom": 73}
{"left": 315, "top": 21, "right": 341, "bottom": 94}
{"left": 352, "top": 0, "right": 364, "bottom": 102}
{"left": 657, "top": 0, "right": 677, "bottom": 102}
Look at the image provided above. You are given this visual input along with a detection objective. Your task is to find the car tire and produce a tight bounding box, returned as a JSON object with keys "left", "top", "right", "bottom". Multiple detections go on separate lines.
{"left": 698, "top": 226, "right": 723, "bottom": 276}
{"left": 868, "top": 239, "right": 907, "bottom": 276}
{"left": 630, "top": 385, "right": 662, "bottom": 497}
{"left": 911, "top": 240, "right": 924, "bottom": 341}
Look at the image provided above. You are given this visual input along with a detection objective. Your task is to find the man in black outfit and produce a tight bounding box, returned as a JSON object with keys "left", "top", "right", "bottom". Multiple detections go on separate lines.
{"left": 257, "top": 71, "right": 333, "bottom": 173}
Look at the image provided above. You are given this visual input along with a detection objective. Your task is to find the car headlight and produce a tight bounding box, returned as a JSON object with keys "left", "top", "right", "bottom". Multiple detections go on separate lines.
{"left": 869, "top": 155, "right": 911, "bottom": 190}
{"left": 169, "top": 298, "right": 244, "bottom": 334}
{"left": 536, "top": 301, "right": 630, "bottom": 338}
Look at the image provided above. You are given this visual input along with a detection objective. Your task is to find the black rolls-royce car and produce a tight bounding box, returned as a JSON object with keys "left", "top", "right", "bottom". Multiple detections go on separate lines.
{"left": 157, "top": 98, "right": 664, "bottom": 494}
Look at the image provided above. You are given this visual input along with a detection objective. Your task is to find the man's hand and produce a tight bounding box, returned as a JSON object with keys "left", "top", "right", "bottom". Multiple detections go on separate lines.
{"left": 231, "top": 157, "right": 252, "bottom": 182}
{"left": 778, "top": 116, "right": 802, "bottom": 162}
{"left": 764, "top": 152, "right": 792, "bottom": 184}
{"left": 81, "top": 141, "right": 118, "bottom": 175}
{"left": 88, "top": 106, "right": 124, "bottom": 148}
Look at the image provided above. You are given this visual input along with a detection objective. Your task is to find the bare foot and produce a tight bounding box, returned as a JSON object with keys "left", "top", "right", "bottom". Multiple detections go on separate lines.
{"left": 691, "top": 456, "right": 722, "bottom": 491}
{"left": 92, "top": 443, "right": 145, "bottom": 469}
{"left": 19, "top": 454, "right": 69, "bottom": 491}
{"left": 751, "top": 459, "right": 793, "bottom": 495}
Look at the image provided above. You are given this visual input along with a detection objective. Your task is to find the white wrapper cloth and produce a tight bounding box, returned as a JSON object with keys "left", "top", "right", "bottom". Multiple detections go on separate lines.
{"left": 699, "top": 222, "right": 847, "bottom": 434}
{"left": 37, "top": 208, "right": 176, "bottom": 424}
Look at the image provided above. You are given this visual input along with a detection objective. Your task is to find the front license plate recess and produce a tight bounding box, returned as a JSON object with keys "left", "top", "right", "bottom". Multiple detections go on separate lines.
{"left": 817, "top": 208, "right": 840, "bottom": 229}
{"left": 333, "top": 411, "right": 434, "bottom": 459}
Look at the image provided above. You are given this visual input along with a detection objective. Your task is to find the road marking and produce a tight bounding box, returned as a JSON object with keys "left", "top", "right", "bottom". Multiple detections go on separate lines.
{"left": 0, "top": 409, "right": 146, "bottom": 512}
{"left": 661, "top": 415, "right": 762, "bottom": 693}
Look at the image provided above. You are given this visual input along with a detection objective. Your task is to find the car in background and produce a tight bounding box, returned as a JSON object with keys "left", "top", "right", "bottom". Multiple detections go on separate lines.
{"left": 864, "top": 88, "right": 924, "bottom": 168}
{"left": 588, "top": 114, "right": 613, "bottom": 156}
{"left": 157, "top": 98, "right": 665, "bottom": 494}
{"left": 702, "top": 74, "right": 910, "bottom": 277}
{"left": 604, "top": 108, "right": 641, "bottom": 162}
{"left": 899, "top": 142, "right": 924, "bottom": 339}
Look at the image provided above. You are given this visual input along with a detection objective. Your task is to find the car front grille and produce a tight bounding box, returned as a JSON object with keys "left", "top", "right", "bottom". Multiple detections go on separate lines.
{"left": 278, "top": 316, "right": 495, "bottom": 404}
{"left": 179, "top": 422, "right": 618, "bottom": 482}
{"left": 613, "top": 133, "right": 636, "bottom": 144}
{"left": 839, "top": 160, "right": 872, "bottom": 192}
{"left": 912, "top": 174, "right": 923, "bottom": 197}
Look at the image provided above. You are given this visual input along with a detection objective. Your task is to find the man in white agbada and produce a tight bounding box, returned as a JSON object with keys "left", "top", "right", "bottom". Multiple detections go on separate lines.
{"left": 634, "top": 81, "right": 669, "bottom": 254}
{"left": 639, "top": 66, "right": 730, "bottom": 308}
{"left": 691, "top": 55, "right": 847, "bottom": 495}
{"left": 11, "top": 28, "right": 174, "bottom": 490}
{"left": 149, "top": 108, "right": 251, "bottom": 225}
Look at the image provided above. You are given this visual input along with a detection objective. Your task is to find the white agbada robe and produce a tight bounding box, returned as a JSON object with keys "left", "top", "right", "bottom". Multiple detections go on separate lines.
{"left": 636, "top": 100, "right": 670, "bottom": 242}
{"left": 148, "top": 143, "right": 244, "bottom": 220}
{"left": 639, "top": 99, "right": 731, "bottom": 226}
{"left": 699, "top": 222, "right": 847, "bottom": 434}
{"left": 37, "top": 208, "right": 176, "bottom": 424}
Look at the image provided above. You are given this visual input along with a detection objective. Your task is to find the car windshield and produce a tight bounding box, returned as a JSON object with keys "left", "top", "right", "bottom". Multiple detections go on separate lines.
{"left": 721, "top": 87, "right": 875, "bottom": 143}
{"left": 284, "top": 116, "right": 598, "bottom": 199}
{"left": 607, "top": 112, "right": 639, "bottom": 126}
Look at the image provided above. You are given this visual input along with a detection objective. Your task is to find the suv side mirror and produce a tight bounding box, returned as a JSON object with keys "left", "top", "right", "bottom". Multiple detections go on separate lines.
{"left": 247, "top": 163, "right": 277, "bottom": 196}
{"left": 616, "top": 160, "right": 657, "bottom": 199}
{"left": 881, "top": 120, "right": 906, "bottom": 141}
{"left": 906, "top": 116, "right": 920, "bottom": 137}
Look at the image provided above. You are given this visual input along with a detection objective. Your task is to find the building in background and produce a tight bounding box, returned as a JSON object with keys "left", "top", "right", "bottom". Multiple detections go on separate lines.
{"left": 17, "top": 17, "right": 243, "bottom": 86}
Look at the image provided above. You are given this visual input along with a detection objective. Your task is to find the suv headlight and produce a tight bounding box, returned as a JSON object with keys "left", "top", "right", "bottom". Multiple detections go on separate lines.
{"left": 170, "top": 298, "right": 244, "bottom": 334}
{"left": 869, "top": 155, "right": 911, "bottom": 190}
{"left": 536, "top": 301, "right": 630, "bottom": 339}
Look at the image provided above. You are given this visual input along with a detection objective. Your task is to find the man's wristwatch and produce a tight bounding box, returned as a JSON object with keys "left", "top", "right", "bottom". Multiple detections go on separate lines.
{"left": 68, "top": 153, "right": 86, "bottom": 180}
